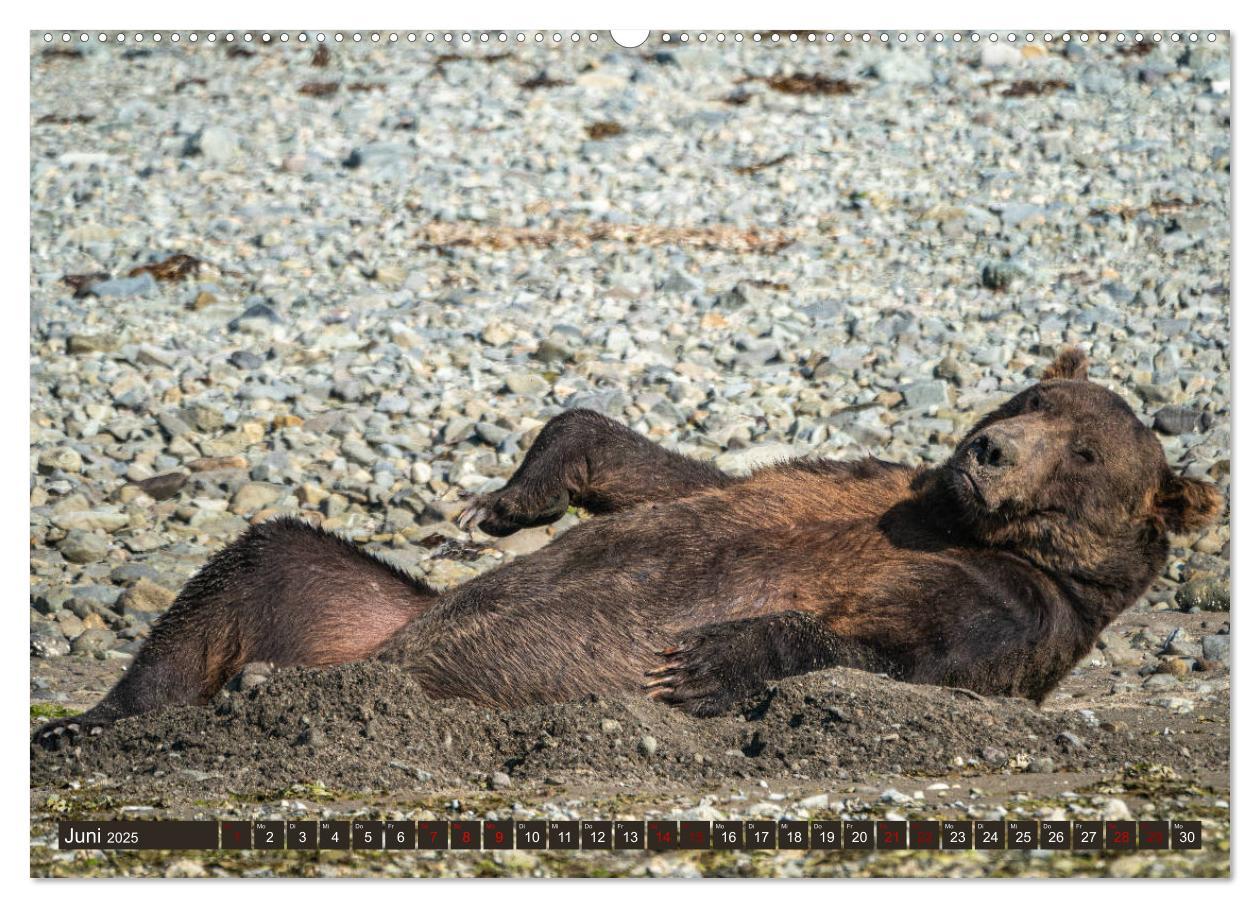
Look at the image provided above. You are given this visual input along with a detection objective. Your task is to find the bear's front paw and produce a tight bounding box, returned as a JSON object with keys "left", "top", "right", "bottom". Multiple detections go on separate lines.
{"left": 456, "top": 483, "right": 570, "bottom": 537}
{"left": 644, "top": 629, "right": 756, "bottom": 718}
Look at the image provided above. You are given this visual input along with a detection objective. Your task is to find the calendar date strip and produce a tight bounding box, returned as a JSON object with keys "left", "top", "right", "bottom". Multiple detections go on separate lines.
{"left": 58, "top": 819, "right": 1203, "bottom": 852}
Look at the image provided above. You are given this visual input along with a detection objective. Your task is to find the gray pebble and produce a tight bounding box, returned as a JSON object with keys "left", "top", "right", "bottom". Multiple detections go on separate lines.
{"left": 901, "top": 380, "right": 950, "bottom": 410}
{"left": 31, "top": 633, "right": 70, "bottom": 658}
{"left": 1201, "top": 633, "right": 1230, "bottom": 663}
{"left": 71, "top": 627, "right": 118, "bottom": 655}
{"left": 58, "top": 530, "right": 110, "bottom": 564}
{"left": 89, "top": 273, "right": 156, "bottom": 299}
{"left": 1154, "top": 405, "right": 1211, "bottom": 435}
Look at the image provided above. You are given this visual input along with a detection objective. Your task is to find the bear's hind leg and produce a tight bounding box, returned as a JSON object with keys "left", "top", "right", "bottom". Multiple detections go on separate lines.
{"left": 34, "top": 518, "right": 437, "bottom": 750}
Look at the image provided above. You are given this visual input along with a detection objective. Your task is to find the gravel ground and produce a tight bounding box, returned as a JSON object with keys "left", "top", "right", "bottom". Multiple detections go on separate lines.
{"left": 29, "top": 32, "right": 1230, "bottom": 877}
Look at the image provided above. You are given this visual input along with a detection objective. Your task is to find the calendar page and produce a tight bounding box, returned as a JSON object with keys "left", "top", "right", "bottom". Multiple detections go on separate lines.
{"left": 27, "top": 17, "right": 1231, "bottom": 882}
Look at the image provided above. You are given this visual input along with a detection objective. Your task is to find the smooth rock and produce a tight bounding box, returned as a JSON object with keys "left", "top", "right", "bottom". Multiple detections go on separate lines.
{"left": 58, "top": 530, "right": 110, "bottom": 564}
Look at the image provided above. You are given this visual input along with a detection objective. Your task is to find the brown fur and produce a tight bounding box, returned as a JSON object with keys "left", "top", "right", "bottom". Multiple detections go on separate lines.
{"left": 34, "top": 347, "right": 1222, "bottom": 745}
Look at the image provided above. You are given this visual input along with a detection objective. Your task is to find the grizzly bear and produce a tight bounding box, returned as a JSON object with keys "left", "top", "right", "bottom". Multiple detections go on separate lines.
{"left": 34, "top": 347, "right": 1221, "bottom": 748}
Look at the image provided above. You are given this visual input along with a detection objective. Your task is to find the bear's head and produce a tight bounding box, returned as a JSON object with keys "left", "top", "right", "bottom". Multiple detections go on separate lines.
{"left": 942, "top": 347, "right": 1221, "bottom": 581}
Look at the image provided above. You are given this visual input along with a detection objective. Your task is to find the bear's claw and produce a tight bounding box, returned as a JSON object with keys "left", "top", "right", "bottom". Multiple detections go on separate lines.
{"left": 33, "top": 712, "right": 113, "bottom": 751}
{"left": 457, "top": 486, "right": 570, "bottom": 537}
{"left": 33, "top": 716, "right": 84, "bottom": 751}
{"left": 643, "top": 650, "right": 737, "bottom": 717}
{"left": 455, "top": 502, "right": 491, "bottom": 532}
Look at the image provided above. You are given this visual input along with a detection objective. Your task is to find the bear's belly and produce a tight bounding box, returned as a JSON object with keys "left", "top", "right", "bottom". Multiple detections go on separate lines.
{"left": 379, "top": 505, "right": 950, "bottom": 705}
{"left": 444, "top": 505, "right": 892, "bottom": 632}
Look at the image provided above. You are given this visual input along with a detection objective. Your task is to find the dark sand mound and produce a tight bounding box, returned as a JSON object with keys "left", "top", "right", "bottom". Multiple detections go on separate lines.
{"left": 32, "top": 662, "right": 1224, "bottom": 797}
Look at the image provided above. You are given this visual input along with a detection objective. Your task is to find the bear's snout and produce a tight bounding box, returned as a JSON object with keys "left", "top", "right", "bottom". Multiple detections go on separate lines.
{"left": 970, "top": 425, "right": 1024, "bottom": 470}
{"left": 955, "top": 419, "right": 1058, "bottom": 513}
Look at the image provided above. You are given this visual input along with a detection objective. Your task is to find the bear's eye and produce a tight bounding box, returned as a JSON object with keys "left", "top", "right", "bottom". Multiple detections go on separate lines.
{"left": 1025, "top": 391, "right": 1044, "bottom": 413}
{"left": 1073, "top": 445, "right": 1099, "bottom": 465}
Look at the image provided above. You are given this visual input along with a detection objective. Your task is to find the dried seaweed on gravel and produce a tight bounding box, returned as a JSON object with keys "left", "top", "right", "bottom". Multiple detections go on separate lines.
{"left": 311, "top": 43, "right": 331, "bottom": 67}
{"left": 225, "top": 45, "right": 256, "bottom": 59}
{"left": 347, "top": 82, "right": 387, "bottom": 92}
{"left": 765, "top": 73, "right": 858, "bottom": 95}
{"left": 999, "top": 79, "right": 1074, "bottom": 98}
{"left": 37, "top": 114, "right": 95, "bottom": 125}
{"left": 585, "top": 121, "right": 625, "bottom": 140}
{"left": 411, "top": 222, "right": 797, "bottom": 255}
{"left": 733, "top": 153, "right": 792, "bottom": 176}
{"left": 519, "top": 72, "right": 570, "bottom": 90}
{"left": 299, "top": 81, "right": 340, "bottom": 97}
{"left": 174, "top": 77, "right": 208, "bottom": 93}
{"left": 1116, "top": 41, "right": 1156, "bottom": 57}
{"left": 432, "top": 52, "right": 511, "bottom": 76}
{"left": 1089, "top": 198, "right": 1198, "bottom": 221}
{"left": 127, "top": 254, "right": 205, "bottom": 282}
{"left": 62, "top": 273, "right": 110, "bottom": 298}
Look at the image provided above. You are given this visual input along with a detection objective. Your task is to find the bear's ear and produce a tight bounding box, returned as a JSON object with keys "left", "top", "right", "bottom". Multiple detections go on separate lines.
{"left": 1154, "top": 472, "right": 1222, "bottom": 534}
{"left": 1042, "top": 347, "right": 1089, "bottom": 382}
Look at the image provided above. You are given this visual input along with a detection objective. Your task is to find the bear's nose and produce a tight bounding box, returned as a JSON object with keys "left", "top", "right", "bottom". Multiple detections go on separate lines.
{"left": 972, "top": 426, "right": 1022, "bottom": 468}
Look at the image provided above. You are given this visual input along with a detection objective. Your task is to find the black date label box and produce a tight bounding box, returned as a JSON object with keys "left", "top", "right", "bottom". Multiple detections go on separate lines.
{"left": 221, "top": 821, "right": 251, "bottom": 849}
{"left": 910, "top": 821, "right": 940, "bottom": 850}
{"left": 252, "top": 821, "right": 285, "bottom": 850}
{"left": 319, "top": 821, "right": 350, "bottom": 851}
{"left": 1040, "top": 821, "right": 1071, "bottom": 850}
{"left": 1139, "top": 821, "right": 1169, "bottom": 850}
{"left": 647, "top": 820, "right": 678, "bottom": 850}
{"left": 1171, "top": 821, "right": 1202, "bottom": 850}
{"left": 613, "top": 821, "right": 645, "bottom": 850}
{"left": 745, "top": 821, "right": 776, "bottom": 850}
{"left": 843, "top": 820, "right": 875, "bottom": 850}
{"left": 680, "top": 821, "right": 711, "bottom": 849}
{"left": 713, "top": 821, "right": 744, "bottom": 849}
{"left": 549, "top": 821, "right": 579, "bottom": 849}
{"left": 810, "top": 821, "right": 843, "bottom": 850}
{"left": 778, "top": 820, "right": 809, "bottom": 849}
{"left": 1006, "top": 821, "right": 1037, "bottom": 850}
{"left": 1073, "top": 821, "right": 1104, "bottom": 851}
{"left": 484, "top": 820, "right": 513, "bottom": 850}
{"left": 385, "top": 821, "right": 415, "bottom": 850}
{"left": 877, "top": 820, "right": 907, "bottom": 850}
{"left": 286, "top": 821, "right": 317, "bottom": 850}
{"left": 352, "top": 820, "right": 383, "bottom": 851}
{"left": 975, "top": 821, "right": 1004, "bottom": 850}
{"left": 1106, "top": 821, "right": 1137, "bottom": 851}
{"left": 417, "top": 821, "right": 449, "bottom": 850}
{"left": 450, "top": 821, "right": 481, "bottom": 850}
{"left": 516, "top": 821, "right": 547, "bottom": 850}
{"left": 581, "top": 821, "right": 612, "bottom": 850}
{"left": 942, "top": 821, "right": 972, "bottom": 850}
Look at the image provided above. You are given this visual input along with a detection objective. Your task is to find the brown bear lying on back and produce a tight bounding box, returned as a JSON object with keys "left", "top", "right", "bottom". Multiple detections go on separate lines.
{"left": 35, "top": 347, "right": 1221, "bottom": 748}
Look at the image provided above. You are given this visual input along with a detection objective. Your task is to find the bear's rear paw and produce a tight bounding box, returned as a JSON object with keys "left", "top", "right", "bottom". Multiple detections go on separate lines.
{"left": 456, "top": 484, "right": 570, "bottom": 537}
{"left": 33, "top": 713, "right": 109, "bottom": 751}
